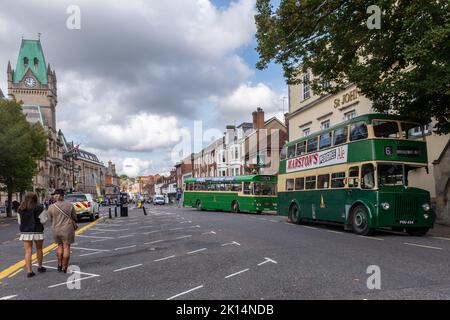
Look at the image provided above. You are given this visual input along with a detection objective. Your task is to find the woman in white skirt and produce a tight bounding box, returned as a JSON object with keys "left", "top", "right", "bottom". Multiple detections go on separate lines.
{"left": 17, "top": 192, "right": 47, "bottom": 278}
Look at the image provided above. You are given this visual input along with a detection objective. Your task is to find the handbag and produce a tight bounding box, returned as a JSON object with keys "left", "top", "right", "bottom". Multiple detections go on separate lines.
{"left": 54, "top": 204, "right": 79, "bottom": 231}
{"left": 38, "top": 210, "right": 49, "bottom": 225}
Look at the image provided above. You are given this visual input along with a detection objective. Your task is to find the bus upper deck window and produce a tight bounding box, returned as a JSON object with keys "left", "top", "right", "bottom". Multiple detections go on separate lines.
{"left": 402, "top": 122, "right": 424, "bottom": 140}
{"left": 361, "top": 164, "right": 375, "bottom": 189}
{"left": 280, "top": 146, "right": 287, "bottom": 160}
{"left": 296, "top": 141, "right": 306, "bottom": 156}
{"left": 373, "top": 120, "right": 400, "bottom": 138}
{"left": 334, "top": 126, "right": 348, "bottom": 146}
{"left": 307, "top": 137, "right": 318, "bottom": 153}
{"left": 319, "top": 132, "right": 332, "bottom": 150}
{"left": 350, "top": 122, "right": 368, "bottom": 141}
{"left": 287, "top": 145, "right": 296, "bottom": 158}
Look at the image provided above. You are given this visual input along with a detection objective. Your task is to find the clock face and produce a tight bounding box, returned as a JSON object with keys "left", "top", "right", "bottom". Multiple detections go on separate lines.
{"left": 24, "top": 77, "right": 37, "bottom": 88}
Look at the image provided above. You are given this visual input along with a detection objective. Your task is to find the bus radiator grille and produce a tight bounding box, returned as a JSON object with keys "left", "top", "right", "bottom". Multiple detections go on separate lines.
{"left": 394, "top": 195, "right": 419, "bottom": 221}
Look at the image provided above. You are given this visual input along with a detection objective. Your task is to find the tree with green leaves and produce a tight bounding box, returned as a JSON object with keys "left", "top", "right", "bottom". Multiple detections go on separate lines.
{"left": 255, "top": 0, "right": 450, "bottom": 133}
{"left": 0, "top": 99, "right": 47, "bottom": 217}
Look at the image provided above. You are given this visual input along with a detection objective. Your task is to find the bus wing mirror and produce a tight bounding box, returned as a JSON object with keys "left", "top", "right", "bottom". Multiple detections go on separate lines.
{"left": 426, "top": 166, "right": 430, "bottom": 174}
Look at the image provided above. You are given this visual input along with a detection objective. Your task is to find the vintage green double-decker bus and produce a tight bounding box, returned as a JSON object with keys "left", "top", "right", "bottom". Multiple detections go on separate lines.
{"left": 184, "top": 175, "right": 278, "bottom": 214}
{"left": 278, "top": 114, "right": 436, "bottom": 236}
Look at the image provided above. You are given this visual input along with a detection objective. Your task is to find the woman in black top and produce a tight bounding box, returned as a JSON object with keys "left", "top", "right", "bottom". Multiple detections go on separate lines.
{"left": 18, "top": 192, "right": 47, "bottom": 278}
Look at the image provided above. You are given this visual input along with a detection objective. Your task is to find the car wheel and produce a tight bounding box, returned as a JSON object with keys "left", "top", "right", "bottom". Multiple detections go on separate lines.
{"left": 352, "top": 205, "right": 374, "bottom": 236}
{"left": 406, "top": 228, "right": 429, "bottom": 237}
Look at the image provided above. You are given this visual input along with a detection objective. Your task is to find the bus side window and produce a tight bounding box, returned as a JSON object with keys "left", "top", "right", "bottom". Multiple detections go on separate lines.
{"left": 331, "top": 172, "right": 346, "bottom": 188}
{"left": 280, "top": 146, "right": 287, "bottom": 160}
{"left": 287, "top": 145, "right": 296, "bottom": 158}
{"left": 286, "top": 179, "right": 295, "bottom": 191}
{"left": 295, "top": 178, "right": 305, "bottom": 191}
{"left": 305, "top": 176, "right": 317, "bottom": 190}
{"left": 318, "top": 174, "right": 330, "bottom": 189}
{"left": 296, "top": 141, "right": 306, "bottom": 156}
{"left": 334, "top": 126, "right": 348, "bottom": 146}
{"left": 307, "top": 137, "right": 318, "bottom": 153}
{"left": 350, "top": 122, "right": 368, "bottom": 141}
{"left": 319, "top": 132, "right": 332, "bottom": 150}
{"left": 361, "top": 164, "right": 375, "bottom": 189}
{"left": 348, "top": 167, "right": 360, "bottom": 188}
{"left": 243, "top": 182, "right": 252, "bottom": 195}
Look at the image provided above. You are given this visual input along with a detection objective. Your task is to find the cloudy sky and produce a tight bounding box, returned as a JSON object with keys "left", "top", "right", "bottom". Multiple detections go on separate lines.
{"left": 0, "top": 0, "right": 286, "bottom": 177}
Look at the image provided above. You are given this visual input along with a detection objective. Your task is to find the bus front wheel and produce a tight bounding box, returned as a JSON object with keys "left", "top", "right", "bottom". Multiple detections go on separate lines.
{"left": 231, "top": 201, "right": 240, "bottom": 214}
{"left": 406, "top": 228, "right": 429, "bottom": 237}
{"left": 351, "top": 205, "right": 374, "bottom": 236}
{"left": 289, "top": 204, "right": 302, "bottom": 224}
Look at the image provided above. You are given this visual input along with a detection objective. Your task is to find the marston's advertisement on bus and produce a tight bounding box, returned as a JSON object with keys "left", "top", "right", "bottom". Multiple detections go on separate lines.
{"left": 286, "top": 145, "right": 348, "bottom": 173}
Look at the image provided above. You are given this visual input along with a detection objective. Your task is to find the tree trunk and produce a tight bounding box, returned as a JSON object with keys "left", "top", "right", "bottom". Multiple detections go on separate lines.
{"left": 7, "top": 190, "right": 13, "bottom": 218}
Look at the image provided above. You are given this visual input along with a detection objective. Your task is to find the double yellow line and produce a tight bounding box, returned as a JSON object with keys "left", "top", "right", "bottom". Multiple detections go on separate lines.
{"left": 0, "top": 217, "right": 105, "bottom": 281}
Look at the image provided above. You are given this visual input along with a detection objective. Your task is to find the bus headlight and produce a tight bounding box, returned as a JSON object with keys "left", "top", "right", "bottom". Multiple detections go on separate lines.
{"left": 424, "top": 214, "right": 430, "bottom": 220}
{"left": 381, "top": 202, "right": 390, "bottom": 211}
{"left": 422, "top": 204, "right": 431, "bottom": 212}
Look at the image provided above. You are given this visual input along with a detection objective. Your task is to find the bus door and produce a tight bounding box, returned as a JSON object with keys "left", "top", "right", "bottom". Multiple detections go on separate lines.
{"left": 346, "top": 166, "right": 361, "bottom": 220}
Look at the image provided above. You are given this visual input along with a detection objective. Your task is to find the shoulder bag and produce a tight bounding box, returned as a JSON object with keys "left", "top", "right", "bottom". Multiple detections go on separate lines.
{"left": 54, "top": 204, "right": 79, "bottom": 231}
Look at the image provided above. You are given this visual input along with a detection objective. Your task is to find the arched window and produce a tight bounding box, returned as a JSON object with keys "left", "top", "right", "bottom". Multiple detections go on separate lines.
{"left": 34, "top": 58, "right": 39, "bottom": 67}
{"left": 24, "top": 57, "right": 29, "bottom": 66}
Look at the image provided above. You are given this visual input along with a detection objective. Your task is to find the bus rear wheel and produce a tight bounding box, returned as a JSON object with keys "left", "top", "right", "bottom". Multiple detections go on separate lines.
{"left": 351, "top": 205, "right": 374, "bottom": 236}
{"left": 406, "top": 228, "right": 429, "bottom": 237}
{"left": 231, "top": 201, "right": 240, "bottom": 214}
{"left": 289, "top": 204, "right": 302, "bottom": 224}
{"left": 196, "top": 200, "right": 202, "bottom": 211}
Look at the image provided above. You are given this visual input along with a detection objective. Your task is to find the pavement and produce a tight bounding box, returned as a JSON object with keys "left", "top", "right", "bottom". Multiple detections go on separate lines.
{"left": 1, "top": 205, "right": 450, "bottom": 300}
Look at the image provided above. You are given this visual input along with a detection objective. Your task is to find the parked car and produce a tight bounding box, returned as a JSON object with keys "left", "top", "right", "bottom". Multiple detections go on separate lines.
{"left": 153, "top": 195, "right": 165, "bottom": 205}
{"left": 65, "top": 193, "right": 100, "bottom": 221}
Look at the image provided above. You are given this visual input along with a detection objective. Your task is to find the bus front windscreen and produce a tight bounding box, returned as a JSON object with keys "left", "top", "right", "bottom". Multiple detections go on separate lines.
{"left": 378, "top": 164, "right": 405, "bottom": 187}
{"left": 253, "top": 183, "right": 277, "bottom": 196}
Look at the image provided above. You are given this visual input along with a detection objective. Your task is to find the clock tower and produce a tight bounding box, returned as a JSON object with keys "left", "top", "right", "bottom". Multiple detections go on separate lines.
{"left": 7, "top": 38, "right": 57, "bottom": 130}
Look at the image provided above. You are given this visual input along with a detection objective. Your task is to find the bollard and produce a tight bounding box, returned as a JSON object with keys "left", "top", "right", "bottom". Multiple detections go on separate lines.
{"left": 109, "top": 207, "right": 112, "bottom": 219}
{"left": 143, "top": 206, "right": 147, "bottom": 216}
{"left": 114, "top": 206, "right": 118, "bottom": 218}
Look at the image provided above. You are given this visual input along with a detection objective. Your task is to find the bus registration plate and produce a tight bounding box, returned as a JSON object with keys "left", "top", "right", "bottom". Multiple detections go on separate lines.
{"left": 399, "top": 220, "right": 416, "bottom": 225}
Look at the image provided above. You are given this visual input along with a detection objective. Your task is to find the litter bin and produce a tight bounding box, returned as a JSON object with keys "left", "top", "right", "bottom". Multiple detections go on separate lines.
{"left": 120, "top": 205, "right": 128, "bottom": 217}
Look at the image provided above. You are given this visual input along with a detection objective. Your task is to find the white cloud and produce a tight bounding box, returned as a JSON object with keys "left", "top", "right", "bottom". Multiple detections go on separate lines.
{"left": 214, "top": 83, "right": 282, "bottom": 120}
{"left": 121, "top": 158, "right": 153, "bottom": 177}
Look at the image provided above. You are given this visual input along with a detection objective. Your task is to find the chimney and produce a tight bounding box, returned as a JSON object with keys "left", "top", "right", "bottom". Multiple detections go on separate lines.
{"left": 253, "top": 108, "right": 265, "bottom": 130}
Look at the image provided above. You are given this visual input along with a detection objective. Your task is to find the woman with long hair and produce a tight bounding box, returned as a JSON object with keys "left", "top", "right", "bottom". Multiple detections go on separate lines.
{"left": 47, "top": 189, "right": 78, "bottom": 273}
{"left": 17, "top": 192, "right": 47, "bottom": 278}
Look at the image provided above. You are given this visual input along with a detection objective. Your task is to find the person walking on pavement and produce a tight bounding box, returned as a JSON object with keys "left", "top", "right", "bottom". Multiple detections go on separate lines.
{"left": 47, "top": 189, "right": 78, "bottom": 273}
{"left": 17, "top": 192, "right": 46, "bottom": 278}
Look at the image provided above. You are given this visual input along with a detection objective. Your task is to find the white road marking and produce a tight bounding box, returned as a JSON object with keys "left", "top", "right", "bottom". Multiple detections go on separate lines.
{"left": 48, "top": 275, "right": 99, "bottom": 288}
{"left": 202, "top": 231, "right": 216, "bottom": 235}
{"left": 175, "top": 235, "right": 192, "bottom": 240}
{"left": 326, "top": 230, "right": 343, "bottom": 234}
{"left": 154, "top": 255, "right": 176, "bottom": 262}
{"left": 77, "top": 235, "right": 114, "bottom": 240}
{"left": 90, "top": 228, "right": 129, "bottom": 232}
{"left": 269, "top": 220, "right": 278, "bottom": 223}
{"left": 359, "top": 236, "right": 384, "bottom": 241}
{"left": 114, "top": 245, "right": 137, "bottom": 251}
{"left": 257, "top": 257, "right": 278, "bottom": 266}
{"left": 221, "top": 241, "right": 241, "bottom": 247}
{"left": 433, "top": 237, "right": 450, "bottom": 241}
{"left": 169, "top": 227, "right": 184, "bottom": 231}
{"left": 113, "top": 264, "right": 143, "bottom": 272}
{"left": 302, "top": 226, "right": 318, "bottom": 230}
{"left": 79, "top": 252, "right": 102, "bottom": 257}
{"left": 187, "top": 248, "right": 207, "bottom": 255}
{"left": 404, "top": 243, "right": 443, "bottom": 250}
{"left": 91, "top": 239, "right": 110, "bottom": 243}
{"left": 141, "top": 231, "right": 159, "bottom": 235}
{"left": 71, "top": 247, "right": 111, "bottom": 252}
{"left": 225, "top": 269, "right": 250, "bottom": 279}
{"left": 117, "top": 235, "right": 135, "bottom": 239}
{"left": 144, "top": 240, "right": 164, "bottom": 245}
{"left": 0, "top": 295, "right": 18, "bottom": 300}
{"left": 167, "top": 285, "right": 204, "bottom": 300}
